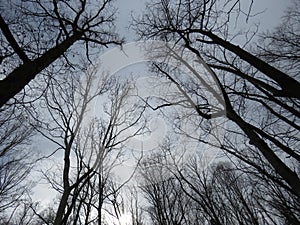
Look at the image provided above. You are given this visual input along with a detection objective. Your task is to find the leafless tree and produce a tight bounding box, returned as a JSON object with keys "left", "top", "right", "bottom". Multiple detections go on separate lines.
{"left": 133, "top": 0, "right": 300, "bottom": 198}
{"left": 0, "top": 0, "right": 123, "bottom": 108}
{"left": 0, "top": 103, "right": 36, "bottom": 219}
{"left": 30, "top": 65, "right": 146, "bottom": 225}
{"left": 127, "top": 186, "right": 145, "bottom": 225}
{"left": 137, "top": 153, "right": 202, "bottom": 225}
{"left": 257, "top": 0, "right": 300, "bottom": 77}
{"left": 138, "top": 145, "right": 299, "bottom": 225}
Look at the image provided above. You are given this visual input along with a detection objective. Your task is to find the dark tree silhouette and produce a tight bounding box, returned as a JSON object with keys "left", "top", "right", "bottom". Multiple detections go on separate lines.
{"left": 0, "top": 0, "right": 123, "bottom": 108}
{"left": 133, "top": 0, "right": 300, "bottom": 197}
{"left": 33, "top": 67, "right": 146, "bottom": 225}
{"left": 0, "top": 104, "right": 35, "bottom": 216}
{"left": 138, "top": 148, "right": 300, "bottom": 225}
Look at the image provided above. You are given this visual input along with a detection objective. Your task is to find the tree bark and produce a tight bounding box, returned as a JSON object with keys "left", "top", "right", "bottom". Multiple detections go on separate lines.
{"left": 0, "top": 32, "right": 82, "bottom": 108}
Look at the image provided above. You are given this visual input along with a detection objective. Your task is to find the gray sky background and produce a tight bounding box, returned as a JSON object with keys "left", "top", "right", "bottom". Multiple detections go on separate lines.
{"left": 32, "top": 0, "right": 293, "bottom": 207}
{"left": 115, "top": 0, "right": 292, "bottom": 42}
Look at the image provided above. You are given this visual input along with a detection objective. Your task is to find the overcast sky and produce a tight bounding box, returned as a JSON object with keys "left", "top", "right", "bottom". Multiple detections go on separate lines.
{"left": 114, "top": 0, "right": 292, "bottom": 42}
{"left": 32, "top": 0, "right": 293, "bottom": 206}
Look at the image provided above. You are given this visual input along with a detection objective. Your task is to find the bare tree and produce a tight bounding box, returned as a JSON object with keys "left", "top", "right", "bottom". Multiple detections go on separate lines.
{"left": 137, "top": 144, "right": 299, "bottom": 225}
{"left": 0, "top": 0, "right": 123, "bottom": 108}
{"left": 31, "top": 66, "right": 146, "bottom": 225}
{"left": 127, "top": 186, "right": 145, "bottom": 225}
{"left": 137, "top": 153, "right": 200, "bottom": 225}
{"left": 257, "top": 0, "right": 300, "bottom": 77}
{"left": 0, "top": 103, "right": 36, "bottom": 218}
{"left": 133, "top": 0, "right": 300, "bottom": 197}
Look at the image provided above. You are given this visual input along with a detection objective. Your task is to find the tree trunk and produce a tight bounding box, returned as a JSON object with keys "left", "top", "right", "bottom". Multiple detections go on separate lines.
{"left": 227, "top": 108, "right": 300, "bottom": 197}
{"left": 0, "top": 32, "right": 82, "bottom": 108}
{"left": 53, "top": 188, "right": 71, "bottom": 225}
{"left": 197, "top": 30, "right": 300, "bottom": 99}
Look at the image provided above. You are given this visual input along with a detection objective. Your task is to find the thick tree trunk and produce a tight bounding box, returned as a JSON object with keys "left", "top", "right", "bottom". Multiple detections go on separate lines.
{"left": 53, "top": 188, "right": 71, "bottom": 225}
{"left": 196, "top": 30, "right": 300, "bottom": 99}
{"left": 0, "top": 32, "right": 81, "bottom": 108}
{"left": 0, "top": 15, "right": 30, "bottom": 63}
{"left": 227, "top": 108, "right": 300, "bottom": 197}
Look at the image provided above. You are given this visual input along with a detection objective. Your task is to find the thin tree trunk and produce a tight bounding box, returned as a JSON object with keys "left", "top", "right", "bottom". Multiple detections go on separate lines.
{"left": 53, "top": 139, "right": 73, "bottom": 225}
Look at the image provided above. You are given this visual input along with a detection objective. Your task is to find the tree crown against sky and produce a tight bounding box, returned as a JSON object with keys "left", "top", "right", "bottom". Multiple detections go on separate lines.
{"left": 132, "top": 0, "right": 300, "bottom": 205}
{"left": 0, "top": 0, "right": 299, "bottom": 224}
{"left": 0, "top": 0, "right": 123, "bottom": 108}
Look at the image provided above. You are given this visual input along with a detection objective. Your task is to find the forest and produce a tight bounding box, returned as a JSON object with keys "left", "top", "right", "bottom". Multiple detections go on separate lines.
{"left": 0, "top": 0, "right": 299, "bottom": 224}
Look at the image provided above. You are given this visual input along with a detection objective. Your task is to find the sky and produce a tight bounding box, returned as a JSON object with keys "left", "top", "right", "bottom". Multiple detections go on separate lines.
{"left": 114, "top": 0, "right": 293, "bottom": 42}
{"left": 31, "top": 0, "right": 294, "bottom": 212}
{"left": 114, "top": 0, "right": 147, "bottom": 41}
{"left": 252, "top": 0, "right": 292, "bottom": 29}
{"left": 0, "top": 1, "right": 295, "bottom": 224}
